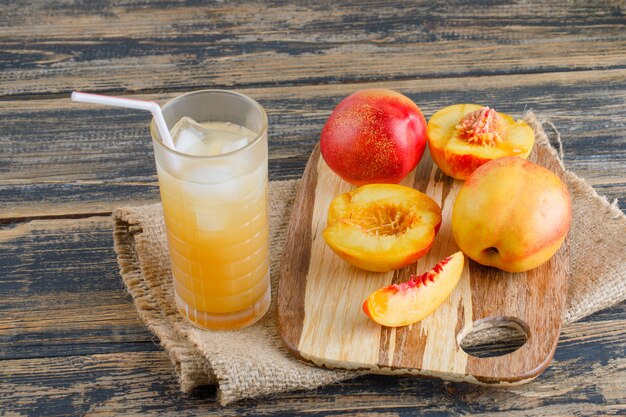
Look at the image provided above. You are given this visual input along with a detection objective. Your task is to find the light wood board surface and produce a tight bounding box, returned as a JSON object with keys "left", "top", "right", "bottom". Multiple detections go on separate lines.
{"left": 279, "top": 141, "right": 569, "bottom": 384}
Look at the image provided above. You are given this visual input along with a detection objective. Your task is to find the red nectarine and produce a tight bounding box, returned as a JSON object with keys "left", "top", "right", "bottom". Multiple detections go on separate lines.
{"left": 320, "top": 89, "right": 427, "bottom": 185}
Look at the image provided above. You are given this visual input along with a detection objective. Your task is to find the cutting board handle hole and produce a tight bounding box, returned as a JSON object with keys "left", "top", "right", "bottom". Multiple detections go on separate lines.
{"left": 457, "top": 317, "right": 529, "bottom": 358}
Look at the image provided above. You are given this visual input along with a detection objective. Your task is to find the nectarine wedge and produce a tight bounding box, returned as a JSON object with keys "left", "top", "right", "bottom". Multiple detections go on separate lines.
{"left": 363, "top": 252, "right": 464, "bottom": 327}
{"left": 427, "top": 104, "right": 534, "bottom": 180}
{"left": 323, "top": 184, "right": 442, "bottom": 272}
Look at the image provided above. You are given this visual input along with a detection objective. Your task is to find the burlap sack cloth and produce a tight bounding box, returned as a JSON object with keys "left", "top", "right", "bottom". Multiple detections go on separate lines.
{"left": 113, "top": 112, "right": 626, "bottom": 405}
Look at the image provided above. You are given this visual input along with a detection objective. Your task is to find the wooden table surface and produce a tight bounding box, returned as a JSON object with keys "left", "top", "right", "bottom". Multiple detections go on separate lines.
{"left": 1, "top": 1, "right": 625, "bottom": 416}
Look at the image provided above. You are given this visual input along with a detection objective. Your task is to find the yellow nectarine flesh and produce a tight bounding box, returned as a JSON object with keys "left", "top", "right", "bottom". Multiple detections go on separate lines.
{"left": 363, "top": 252, "right": 464, "bottom": 327}
{"left": 428, "top": 104, "right": 535, "bottom": 180}
{"left": 323, "top": 184, "right": 442, "bottom": 272}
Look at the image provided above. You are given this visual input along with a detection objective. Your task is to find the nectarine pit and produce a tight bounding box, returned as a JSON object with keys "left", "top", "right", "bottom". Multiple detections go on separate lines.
{"left": 346, "top": 202, "right": 417, "bottom": 237}
{"left": 456, "top": 106, "right": 508, "bottom": 147}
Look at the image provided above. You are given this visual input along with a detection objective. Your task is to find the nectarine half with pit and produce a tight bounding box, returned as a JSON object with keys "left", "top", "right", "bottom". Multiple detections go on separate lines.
{"left": 320, "top": 89, "right": 427, "bottom": 185}
{"left": 452, "top": 157, "right": 572, "bottom": 273}
{"left": 363, "top": 252, "right": 464, "bottom": 327}
{"left": 323, "top": 184, "right": 442, "bottom": 272}
{"left": 428, "top": 104, "right": 535, "bottom": 180}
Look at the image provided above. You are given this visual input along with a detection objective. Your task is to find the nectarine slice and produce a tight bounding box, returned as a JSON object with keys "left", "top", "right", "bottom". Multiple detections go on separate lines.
{"left": 427, "top": 104, "right": 534, "bottom": 180}
{"left": 363, "top": 252, "right": 464, "bottom": 327}
{"left": 323, "top": 184, "right": 442, "bottom": 272}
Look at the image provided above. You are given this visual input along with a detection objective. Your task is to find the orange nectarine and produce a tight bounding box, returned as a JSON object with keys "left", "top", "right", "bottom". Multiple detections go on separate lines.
{"left": 452, "top": 157, "right": 572, "bottom": 273}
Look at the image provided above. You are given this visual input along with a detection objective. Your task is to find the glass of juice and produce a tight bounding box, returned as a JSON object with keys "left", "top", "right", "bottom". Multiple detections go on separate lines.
{"left": 150, "top": 90, "right": 270, "bottom": 330}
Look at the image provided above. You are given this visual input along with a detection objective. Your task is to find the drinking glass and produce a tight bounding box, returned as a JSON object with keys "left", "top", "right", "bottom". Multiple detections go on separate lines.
{"left": 150, "top": 90, "right": 270, "bottom": 330}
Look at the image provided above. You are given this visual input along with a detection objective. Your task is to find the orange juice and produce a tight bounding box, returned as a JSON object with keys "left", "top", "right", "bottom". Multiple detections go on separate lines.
{"left": 153, "top": 114, "right": 270, "bottom": 330}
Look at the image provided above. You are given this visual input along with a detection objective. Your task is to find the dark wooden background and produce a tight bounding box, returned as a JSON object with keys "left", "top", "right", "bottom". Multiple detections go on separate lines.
{"left": 1, "top": 1, "right": 624, "bottom": 415}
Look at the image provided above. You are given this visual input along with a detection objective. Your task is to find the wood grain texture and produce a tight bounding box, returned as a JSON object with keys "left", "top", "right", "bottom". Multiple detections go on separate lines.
{"left": 0, "top": 1, "right": 625, "bottom": 97}
{"left": 2, "top": 309, "right": 624, "bottom": 416}
{"left": 277, "top": 148, "right": 319, "bottom": 357}
{"left": 1, "top": 69, "right": 625, "bottom": 219}
{"left": 0, "top": 217, "right": 156, "bottom": 360}
{"left": 1, "top": 0, "right": 625, "bottom": 414}
{"left": 278, "top": 138, "right": 569, "bottom": 384}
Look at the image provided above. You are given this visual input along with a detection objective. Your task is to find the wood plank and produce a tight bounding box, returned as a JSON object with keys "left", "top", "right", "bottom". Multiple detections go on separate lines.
{"left": 1, "top": 70, "right": 625, "bottom": 219}
{"left": 0, "top": 216, "right": 156, "bottom": 359}
{"left": 1, "top": 217, "right": 126, "bottom": 307}
{"left": 0, "top": 1, "right": 625, "bottom": 97}
{"left": 1, "top": 312, "right": 623, "bottom": 416}
{"left": 0, "top": 304, "right": 160, "bottom": 360}
{"left": 2, "top": 212, "right": 623, "bottom": 365}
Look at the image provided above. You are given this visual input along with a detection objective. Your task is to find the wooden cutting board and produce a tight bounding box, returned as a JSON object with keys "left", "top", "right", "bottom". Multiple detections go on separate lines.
{"left": 277, "top": 141, "right": 569, "bottom": 385}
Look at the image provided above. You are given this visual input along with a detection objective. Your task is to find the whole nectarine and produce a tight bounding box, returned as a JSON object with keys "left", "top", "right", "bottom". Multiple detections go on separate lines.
{"left": 452, "top": 157, "right": 571, "bottom": 273}
{"left": 320, "top": 89, "right": 427, "bottom": 185}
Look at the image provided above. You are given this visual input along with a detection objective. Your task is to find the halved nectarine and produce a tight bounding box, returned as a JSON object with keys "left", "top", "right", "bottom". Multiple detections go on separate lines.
{"left": 363, "top": 251, "right": 464, "bottom": 327}
{"left": 323, "top": 184, "right": 442, "bottom": 272}
{"left": 427, "top": 104, "right": 534, "bottom": 180}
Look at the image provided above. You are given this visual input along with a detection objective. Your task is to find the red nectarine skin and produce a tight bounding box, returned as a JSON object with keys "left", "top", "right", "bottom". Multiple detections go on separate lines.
{"left": 389, "top": 255, "right": 452, "bottom": 292}
{"left": 427, "top": 104, "right": 535, "bottom": 180}
{"left": 320, "top": 89, "right": 427, "bottom": 185}
{"left": 363, "top": 252, "right": 464, "bottom": 327}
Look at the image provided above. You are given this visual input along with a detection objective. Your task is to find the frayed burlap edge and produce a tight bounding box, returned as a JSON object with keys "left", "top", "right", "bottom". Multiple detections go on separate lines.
{"left": 113, "top": 183, "right": 355, "bottom": 406}
{"left": 525, "top": 111, "right": 626, "bottom": 323}
{"left": 113, "top": 209, "right": 216, "bottom": 390}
